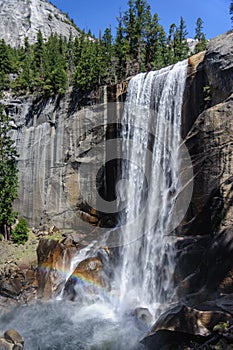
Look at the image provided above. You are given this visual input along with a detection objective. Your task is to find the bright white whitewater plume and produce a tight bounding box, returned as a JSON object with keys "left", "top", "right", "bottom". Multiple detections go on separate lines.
{"left": 117, "top": 60, "right": 188, "bottom": 316}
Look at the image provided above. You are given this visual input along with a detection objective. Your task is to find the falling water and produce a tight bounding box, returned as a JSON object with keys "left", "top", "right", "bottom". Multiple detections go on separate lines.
{"left": 117, "top": 60, "right": 188, "bottom": 316}
{"left": 0, "top": 60, "right": 189, "bottom": 350}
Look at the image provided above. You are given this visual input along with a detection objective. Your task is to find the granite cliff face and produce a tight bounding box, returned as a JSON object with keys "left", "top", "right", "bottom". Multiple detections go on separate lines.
{"left": 3, "top": 84, "right": 126, "bottom": 232}
{"left": 0, "top": 0, "right": 80, "bottom": 47}
{"left": 176, "top": 31, "right": 233, "bottom": 302}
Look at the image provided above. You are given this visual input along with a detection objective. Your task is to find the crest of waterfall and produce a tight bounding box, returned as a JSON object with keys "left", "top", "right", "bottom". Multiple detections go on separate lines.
{"left": 59, "top": 59, "right": 189, "bottom": 318}
{"left": 117, "top": 60, "right": 188, "bottom": 316}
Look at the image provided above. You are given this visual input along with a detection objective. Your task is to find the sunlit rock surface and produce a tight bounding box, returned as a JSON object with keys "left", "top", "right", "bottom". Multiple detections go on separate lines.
{"left": 0, "top": 0, "right": 80, "bottom": 47}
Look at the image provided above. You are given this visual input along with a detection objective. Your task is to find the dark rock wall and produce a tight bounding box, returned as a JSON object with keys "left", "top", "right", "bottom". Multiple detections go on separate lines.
{"left": 176, "top": 31, "right": 233, "bottom": 302}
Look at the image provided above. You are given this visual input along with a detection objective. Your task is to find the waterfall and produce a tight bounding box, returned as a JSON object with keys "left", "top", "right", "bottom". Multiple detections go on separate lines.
{"left": 0, "top": 60, "right": 190, "bottom": 350}
{"left": 117, "top": 59, "right": 188, "bottom": 316}
{"left": 59, "top": 59, "right": 189, "bottom": 315}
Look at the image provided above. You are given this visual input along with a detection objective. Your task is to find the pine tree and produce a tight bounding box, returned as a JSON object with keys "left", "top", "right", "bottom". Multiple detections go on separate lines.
{"left": 0, "top": 39, "right": 12, "bottom": 92}
{"left": 134, "top": 0, "right": 149, "bottom": 71}
{"left": 14, "top": 37, "right": 34, "bottom": 92}
{"left": 194, "top": 17, "right": 207, "bottom": 53}
{"left": 43, "top": 34, "right": 68, "bottom": 95}
{"left": 145, "top": 12, "right": 167, "bottom": 69}
{"left": 73, "top": 34, "right": 104, "bottom": 91}
{"left": 67, "top": 30, "right": 75, "bottom": 72}
{"left": 123, "top": 0, "right": 137, "bottom": 58}
{"left": 230, "top": 1, "right": 233, "bottom": 26}
{"left": 175, "top": 17, "right": 189, "bottom": 61}
{"left": 102, "top": 26, "right": 114, "bottom": 57}
{"left": 123, "top": 0, "right": 150, "bottom": 71}
{"left": 115, "top": 11, "right": 130, "bottom": 80}
{"left": 167, "top": 23, "right": 177, "bottom": 64}
{"left": 33, "top": 30, "right": 45, "bottom": 88}
{"left": 0, "top": 105, "right": 18, "bottom": 240}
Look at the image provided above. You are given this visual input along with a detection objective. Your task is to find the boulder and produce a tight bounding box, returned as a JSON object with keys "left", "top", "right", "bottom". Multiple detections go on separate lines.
{"left": 0, "top": 338, "right": 13, "bottom": 350}
{"left": 0, "top": 277, "right": 23, "bottom": 299}
{"left": 133, "top": 307, "right": 153, "bottom": 327}
{"left": 36, "top": 238, "right": 77, "bottom": 300}
{"left": 4, "top": 329, "right": 24, "bottom": 346}
{"left": 63, "top": 256, "right": 108, "bottom": 301}
{"left": 0, "top": 265, "right": 37, "bottom": 305}
{"left": 141, "top": 304, "right": 233, "bottom": 349}
{"left": 0, "top": 329, "right": 24, "bottom": 350}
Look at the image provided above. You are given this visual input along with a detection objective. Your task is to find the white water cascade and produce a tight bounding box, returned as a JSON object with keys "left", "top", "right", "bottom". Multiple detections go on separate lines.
{"left": 117, "top": 59, "right": 188, "bottom": 317}
{"left": 0, "top": 60, "right": 189, "bottom": 350}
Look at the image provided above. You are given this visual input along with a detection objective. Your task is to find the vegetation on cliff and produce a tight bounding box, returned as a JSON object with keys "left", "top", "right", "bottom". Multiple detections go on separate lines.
{"left": 0, "top": 0, "right": 207, "bottom": 96}
{"left": 0, "top": 106, "right": 18, "bottom": 240}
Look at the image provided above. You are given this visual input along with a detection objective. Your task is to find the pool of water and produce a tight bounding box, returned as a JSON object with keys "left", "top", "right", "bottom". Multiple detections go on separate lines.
{"left": 0, "top": 300, "right": 147, "bottom": 350}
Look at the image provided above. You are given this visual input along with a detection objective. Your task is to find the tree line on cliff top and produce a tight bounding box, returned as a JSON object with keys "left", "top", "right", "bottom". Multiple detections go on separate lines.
{"left": 0, "top": 0, "right": 207, "bottom": 96}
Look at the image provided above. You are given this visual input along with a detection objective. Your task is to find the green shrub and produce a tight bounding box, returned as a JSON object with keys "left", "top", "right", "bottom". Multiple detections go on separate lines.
{"left": 12, "top": 217, "right": 29, "bottom": 245}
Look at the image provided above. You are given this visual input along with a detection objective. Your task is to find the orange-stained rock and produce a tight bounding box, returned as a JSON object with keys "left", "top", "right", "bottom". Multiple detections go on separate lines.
{"left": 36, "top": 238, "right": 78, "bottom": 300}
{"left": 188, "top": 51, "right": 205, "bottom": 75}
{"left": 73, "top": 256, "right": 103, "bottom": 286}
{"left": 63, "top": 256, "right": 110, "bottom": 301}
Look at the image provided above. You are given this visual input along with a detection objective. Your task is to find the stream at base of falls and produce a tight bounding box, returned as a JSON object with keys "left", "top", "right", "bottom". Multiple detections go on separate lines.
{"left": 0, "top": 300, "right": 147, "bottom": 350}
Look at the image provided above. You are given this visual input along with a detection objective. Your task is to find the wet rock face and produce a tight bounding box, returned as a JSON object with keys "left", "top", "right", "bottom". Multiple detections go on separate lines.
{"left": 141, "top": 304, "right": 233, "bottom": 350}
{"left": 176, "top": 31, "right": 233, "bottom": 302}
{"left": 204, "top": 31, "right": 233, "bottom": 106}
{"left": 4, "top": 85, "right": 124, "bottom": 231}
{"left": 36, "top": 238, "right": 77, "bottom": 300}
{"left": 0, "top": 0, "right": 80, "bottom": 47}
{"left": 63, "top": 256, "right": 109, "bottom": 301}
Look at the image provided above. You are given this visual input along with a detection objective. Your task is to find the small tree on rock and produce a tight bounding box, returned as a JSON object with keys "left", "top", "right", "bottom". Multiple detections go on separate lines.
{"left": 194, "top": 17, "right": 207, "bottom": 53}
{"left": 0, "top": 105, "right": 18, "bottom": 240}
{"left": 12, "top": 217, "right": 29, "bottom": 245}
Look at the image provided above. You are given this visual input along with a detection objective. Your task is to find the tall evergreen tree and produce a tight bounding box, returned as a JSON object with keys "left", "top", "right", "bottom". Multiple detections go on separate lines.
{"left": 102, "top": 26, "right": 114, "bottom": 56}
{"left": 194, "top": 17, "right": 207, "bottom": 53}
{"left": 14, "top": 37, "right": 34, "bottom": 92}
{"left": 167, "top": 23, "right": 177, "bottom": 64}
{"left": 0, "top": 105, "right": 18, "bottom": 240}
{"left": 145, "top": 12, "right": 167, "bottom": 69}
{"left": 123, "top": 0, "right": 149, "bottom": 71}
{"left": 43, "top": 33, "right": 68, "bottom": 95}
{"left": 230, "top": 1, "right": 233, "bottom": 26}
{"left": 73, "top": 34, "right": 105, "bottom": 91}
{"left": 67, "top": 30, "right": 74, "bottom": 73}
{"left": 175, "top": 17, "right": 189, "bottom": 61}
{"left": 134, "top": 0, "right": 149, "bottom": 70}
{"left": 115, "top": 11, "right": 130, "bottom": 80}
{"left": 0, "top": 40, "right": 12, "bottom": 92}
{"left": 33, "top": 30, "right": 45, "bottom": 86}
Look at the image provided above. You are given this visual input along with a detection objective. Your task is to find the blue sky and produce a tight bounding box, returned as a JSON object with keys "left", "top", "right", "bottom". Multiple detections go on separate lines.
{"left": 50, "top": 0, "right": 231, "bottom": 39}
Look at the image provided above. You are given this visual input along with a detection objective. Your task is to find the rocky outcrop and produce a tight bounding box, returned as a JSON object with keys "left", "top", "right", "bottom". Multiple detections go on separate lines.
{"left": 0, "top": 329, "right": 24, "bottom": 350}
{"left": 176, "top": 31, "right": 233, "bottom": 303}
{"left": 142, "top": 30, "right": 233, "bottom": 350}
{"left": 63, "top": 256, "right": 108, "bottom": 301}
{"left": 36, "top": 237, "right": 77, "bottom": 299}
{"left": 0, "top": 263, "right": 38, "bottom": 309}
{"left": 141, "top": 304, "right": 233, "bottom": 349}
{"left": 0, "top": 0, "right": 80, "bottom": 47}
